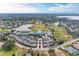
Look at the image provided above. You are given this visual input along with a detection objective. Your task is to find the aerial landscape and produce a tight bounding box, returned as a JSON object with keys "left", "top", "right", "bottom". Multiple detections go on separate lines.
{"left": 0, "top": 3, "right": 79, "bottom": 56}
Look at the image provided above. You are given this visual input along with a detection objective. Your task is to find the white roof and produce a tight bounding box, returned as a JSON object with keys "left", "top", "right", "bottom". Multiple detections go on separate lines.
{"left": 14, "top": 24, "right": 33, "bottom": 31}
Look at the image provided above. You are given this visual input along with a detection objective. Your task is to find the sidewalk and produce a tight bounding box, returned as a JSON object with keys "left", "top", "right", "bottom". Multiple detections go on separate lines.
{"left": 0, "top": 42, "right": 5, "bottom": 48}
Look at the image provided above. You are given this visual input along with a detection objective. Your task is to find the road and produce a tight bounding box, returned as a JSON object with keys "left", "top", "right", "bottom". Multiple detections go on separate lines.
{"left": 54, "top": 38, "right": 79, "bottom": 49}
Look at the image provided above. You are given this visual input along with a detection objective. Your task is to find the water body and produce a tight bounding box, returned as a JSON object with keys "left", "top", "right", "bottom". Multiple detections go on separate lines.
{"left": 0, "top": 13, "right": 79, "bottom": 17}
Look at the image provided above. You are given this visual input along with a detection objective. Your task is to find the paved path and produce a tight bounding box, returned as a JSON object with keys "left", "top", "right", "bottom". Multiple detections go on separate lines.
{"left": 0, "top": 42, "right": 4, "bottom": 48}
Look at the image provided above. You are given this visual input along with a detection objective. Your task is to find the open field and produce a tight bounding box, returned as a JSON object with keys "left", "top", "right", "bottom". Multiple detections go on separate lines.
{"left": 0, "top": 46, "right": 18, "bottom": 56}
{"left": 31, "top": 23, "right": 49, "bottom": 32}
{"left": 52, "top": 26, "right": 72, "bottom": 43}
{"left": 0, "top": 28, "right": 12, "bottom": 33}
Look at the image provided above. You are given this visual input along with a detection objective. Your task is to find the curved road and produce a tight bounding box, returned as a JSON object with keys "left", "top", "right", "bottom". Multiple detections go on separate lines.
{"left": 53, "top": 38, "right": 79, "bottom": 49}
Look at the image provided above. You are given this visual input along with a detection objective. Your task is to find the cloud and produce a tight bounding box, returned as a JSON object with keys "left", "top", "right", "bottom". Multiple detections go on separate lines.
{"left": 0, "top": 3, "right": 79, "bottom": 13}
{"left": 0, "top": 3, "right": 40, "bottom": 13}
{"left": 48, "top": 4, "right": 79, "bottom": 13}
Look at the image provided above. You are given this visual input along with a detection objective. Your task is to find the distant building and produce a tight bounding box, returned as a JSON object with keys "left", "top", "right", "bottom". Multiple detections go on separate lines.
{"left": 64, "top": 47, "right": 79, "bottom": 55}
{"left": 54, "top": 21, "right": 59, "bottom": 26}
{"left": 13, "top": 24, "right": 33, "bottom": 35}
{"left": 14, "top": 24, "right": 33, "bottom": 32}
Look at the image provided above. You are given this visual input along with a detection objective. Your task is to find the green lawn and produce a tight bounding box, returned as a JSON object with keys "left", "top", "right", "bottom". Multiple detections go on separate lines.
{"left": 31, "top": 23, "right": 49, "bottom": 32}
{"left": 0, "top": 46, "right": 18, "bottom": 56}
{"left": 77, "top": 38, "right": 79, "bottom": 42}
{"left": 51, "top": 26, "right": 72, "bottom": 43}
{"left": 64, "top": 44, "right": 72, "bottom": 48}
{"left": 0, "top": 28, "right": 12, "bottom": 33}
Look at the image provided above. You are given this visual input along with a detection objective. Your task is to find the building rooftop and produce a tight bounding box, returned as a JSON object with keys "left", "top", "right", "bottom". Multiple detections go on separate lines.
{"left": 28, "top": 30, "right": 45, "bottom": 36}
{"left": 14, "top": 24, "right": 33, "bottom": 31}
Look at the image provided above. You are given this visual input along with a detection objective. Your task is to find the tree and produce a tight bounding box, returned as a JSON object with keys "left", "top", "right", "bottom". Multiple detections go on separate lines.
{"left": 2, "top": 39, "right": 14, "bottom": 51}
{"left": 48, "top": 49, "right": 54, "bottom": 53}
{"left": 12, "top": 54, "right": 15, "bottom": 56}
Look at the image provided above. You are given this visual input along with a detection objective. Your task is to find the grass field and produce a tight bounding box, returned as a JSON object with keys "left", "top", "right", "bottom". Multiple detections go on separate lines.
{"left": 0, "top": 46, "right": 18, "bottom": 56}
{"left": 31, "top": 23, "right": 49, "bottom": 32}
{"left": 52, "top": 26, "right": 72, "bottom": 42}
{"left": 0, "top": 28, "right": 12, "bottom": 33}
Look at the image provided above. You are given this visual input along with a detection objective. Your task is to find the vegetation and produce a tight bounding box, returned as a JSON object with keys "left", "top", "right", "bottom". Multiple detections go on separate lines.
{"left": 31, "top": 22, "right": 72, "bottom": 44}
{"left": 16, "top": 49, "right": 27, "bottom": 56}
{"left": 31, "top": 23, "right": 49, "bottom": 32}
{"left": 77, "top": 39, "right": 79, "bottom": 42}
{"left": 1, "top": 38, "right": 14, "bottom": 51}
{"left": 58, "top": 48, "right": 70, "bottom": 56}
{"left": 0, "top": 28, "right": 12, "bottom": 33}
{"left": 30, "top": 50, "right": 48, "bottom": 56}
{"left": 51, "top": 26, "right": 72, "bottom": 44}
{"left": 0, "top": 46, "right": 18, "bottom": 56}
{"left": 48, "top": 49, "right": 55, "bottom": 56}
{"left": 64, "top": 44, "right": 72, "bottom": 48}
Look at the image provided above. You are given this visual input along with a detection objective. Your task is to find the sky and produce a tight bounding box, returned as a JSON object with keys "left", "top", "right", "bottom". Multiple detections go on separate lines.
{"left": 0, "top": 3, "right": 79, "bottom": 13}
